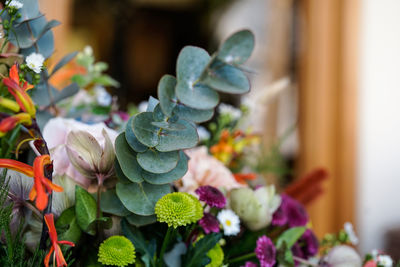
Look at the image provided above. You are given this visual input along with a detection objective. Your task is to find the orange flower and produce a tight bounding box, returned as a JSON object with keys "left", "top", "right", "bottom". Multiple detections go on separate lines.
{"left": 0, "top": 155, "right": 63, "bottom": 210}
{"left": 44, "top": 213, "right": 75, "bottom": 267}
{"left": 2, "top": 65, "right": 36, "bottom": 117}
{"left": 233, "top": 173, "right": 257, "bottom": 185}
{"left": 0, "top": 113, "right": 32, "bottom": 137}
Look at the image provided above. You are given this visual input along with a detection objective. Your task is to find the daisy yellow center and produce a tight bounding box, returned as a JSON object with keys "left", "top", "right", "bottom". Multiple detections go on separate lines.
{"left": 225, "top": 220, "right": 231, "bottom": 226}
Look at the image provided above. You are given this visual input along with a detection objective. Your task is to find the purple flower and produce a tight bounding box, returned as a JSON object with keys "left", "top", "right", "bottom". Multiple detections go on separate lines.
{"left": 272, "top": 194, "right": 308, "bottom": 227}
{"left": 292, "top": 229, "right": 319, "bottom": 263}
{"left": 255, "top": 235, "right": 276, "bottom": 267}
{"left": 199, "top": 212, "right": 220, "bottom": 234}
{"left": 242, "top": 262, "right": 258, "bottom": 267}
{"left": 195, "top": 185, "right": 226, "bottom": 208}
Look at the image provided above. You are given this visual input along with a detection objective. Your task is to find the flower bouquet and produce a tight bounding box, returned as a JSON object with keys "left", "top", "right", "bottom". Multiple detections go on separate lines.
{"left": 0, "top": 1, "right": 395, "bottom": 267}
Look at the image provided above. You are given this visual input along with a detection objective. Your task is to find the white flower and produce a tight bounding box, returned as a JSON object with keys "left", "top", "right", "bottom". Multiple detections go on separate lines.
{"left": 83, "top": 45, "right": 93, "bottom": 56}
{"left": 25, "top": 52, "right": 45, "bottom": 73}
{"left": 138, "top": 101, "right": 148, "bottom": 113}
{"left": 344, "top": 222, "right": 359, "bottom": 245}
{"left": 378, "top": 255, "right": 393, "bottom": 267}
{"left": 197, "top": 126, "right": 210, "bottom": 141}
{"left": 218, "top": 103, "right": 242, "bottom": 120}
{"left": 8, "top": 0, "right": 23, "bottom": 9}
{"left": 94, "top": 86, "right": 112, "bottom": 107}
{"left": 217, "top": 209, "right": 240, "bottom": 236}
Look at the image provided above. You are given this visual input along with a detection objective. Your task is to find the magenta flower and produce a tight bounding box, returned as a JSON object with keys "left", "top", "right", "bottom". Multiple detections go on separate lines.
{"left": 199, "top": 212, "right": 220, "bottom": 234}
{"left": 242, "top": 262, "right": 258, "bottom": 267}
{"left": 292, "top": 229, "right": 319, "bottom": 263}
{"left": 195, "top": 185, "right": 226, "bottom": 208}
{"left": 255, "top": 236, "right": 276, "bottom": 267}
{"left": 272, "top": 194, "right": 308, "bottom": 227}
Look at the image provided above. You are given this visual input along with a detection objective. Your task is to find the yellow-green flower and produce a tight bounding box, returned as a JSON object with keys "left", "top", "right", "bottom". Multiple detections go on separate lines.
{"left": 206, "top": 243, "right": 224, "bottom": 267}
{"left": 98, "top": 235, "right": 135, "bottom": 266}
{"left": 155, "top": 192, "right": 203, "bottom": 228}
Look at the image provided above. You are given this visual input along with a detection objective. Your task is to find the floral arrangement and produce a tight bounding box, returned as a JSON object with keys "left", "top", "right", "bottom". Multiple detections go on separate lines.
{"left": 0, "top": 1, "right": 396, "bottom": 267}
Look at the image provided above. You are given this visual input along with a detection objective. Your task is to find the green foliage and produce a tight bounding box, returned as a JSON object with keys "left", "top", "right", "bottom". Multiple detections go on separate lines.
{"left": 114, "top": 30, "right": 255, "bottom": 222}
{"left": 276, "top": 227, "right": 306, "bottom": 266}
{"left": 75, "top": 186, "right": 98, "bottom": 235}
{"left": 56, "top": 207, "right": 82, "bottom": 245}
{"left": 182, "top": 233, "right": 222, "bottom": 267}
{"left": 0, "top": 170, "right": 45, "bottom": 267}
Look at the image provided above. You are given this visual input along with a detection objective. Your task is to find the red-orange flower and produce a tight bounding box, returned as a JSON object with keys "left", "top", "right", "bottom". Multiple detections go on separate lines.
{"left": 0, "top": 113, "right": 32, "bottom": 137}
{"left": 0, "top": 155, "right": 63, "bottom": 210}
{"left": 2, "top": 64, "right": 36, "bottom": 117}
{"left": 44, "top": 213, "right": 75, "bottom": 267}
{"left": 233, "top": 173, "right": 257, "bottom": 185}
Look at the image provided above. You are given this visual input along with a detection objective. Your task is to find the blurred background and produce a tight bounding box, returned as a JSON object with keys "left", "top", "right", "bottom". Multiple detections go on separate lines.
{"left": 38, "top": 0, "right": 400, "bottom": 258}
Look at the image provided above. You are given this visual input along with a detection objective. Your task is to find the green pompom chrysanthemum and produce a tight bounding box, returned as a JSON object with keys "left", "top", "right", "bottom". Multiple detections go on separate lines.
{"left": 155, "top": 192, "right": 203, "bottom": 228}
{"left": 206, "top": 243, "right": 224, "bottom": 267}
{"left": 98, "top": 235, "right": 136, "bottom": 266}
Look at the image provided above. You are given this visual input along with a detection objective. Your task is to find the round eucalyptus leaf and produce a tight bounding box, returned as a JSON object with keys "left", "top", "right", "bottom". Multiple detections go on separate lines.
{"left": 172, "top": 104, "right": 214, "bottom": 123}
{"left": 146, "top": 96, "right": 159, "bottom": 112}
{"left": 176, "top": 83, "right": 219, "bottom": 110}
{"left": 125, "top": 117, "right": 148, "bottom": 153}
{"left": 14, "top": 0, "right": 40, "bottom": 23}
{"left": 137, "top": 149, "right": 179, "bottom": 174}
{"left": 132, "top": 112, "right": 160, "bottom": 148}
{"left": 217, "top": 29, "right": 255, "bottom": 64}
{"left": 116, "top": 182, "right": 171, "bottom": 216}
{"left": 202, "top": 61, "right": 250, "bottom": 94}
{"left": 176, "top": 46, "right": 210, "bottom": 82}
{"left": 156, "top": 119, "right": 198, "bottom": 152}
{"left": 115, "top": 133, "right": 144, "bottom": 183}
{"left": 126, "top": 213, "right": 157, "bottom": 227}
{"left": 114, "top": 159, "right": 134, "bottom": 184}
{"left": 158, "top": 74, "right": 177, "bottom": 116}
{"left": 153, "top": 104, "right": 168, "bottom": 122}
{"left": 142, "top": 151, "right": 188, "bottom": 184}
{"left": 100, "top": 189, "right": 131, "bottom": 217}
{"left": 151, "top": 121, "right": 186, "bottom": 131}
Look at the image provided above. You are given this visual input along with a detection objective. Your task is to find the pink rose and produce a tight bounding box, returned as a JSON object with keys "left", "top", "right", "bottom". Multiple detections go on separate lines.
{"left": 43, "top": 117, "right": 118, "bottom": 189}
{"left": 177, "top": 146, "right": 244, "bottom": 194}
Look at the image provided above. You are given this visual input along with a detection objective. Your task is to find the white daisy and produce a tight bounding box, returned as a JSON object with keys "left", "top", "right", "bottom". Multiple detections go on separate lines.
{"left": 8, "top": 0, "right": 23, "bottom": 9}
{"left": 25, "top": 52, "right": 45, "bottom": 73}
{"left": 218, "top": 103, "right": 242, "bottom": 120}
{"left": 378, "top": 255, "right": 393, "bottom": 267}
{"left": 217, "top": 209, "right": 240, "bottom": 236}
{"left": 197, "top": 126, "right": 210, "bottom": 141}
{"left": 344, "top": 222, "right": 359, "bottom": 245}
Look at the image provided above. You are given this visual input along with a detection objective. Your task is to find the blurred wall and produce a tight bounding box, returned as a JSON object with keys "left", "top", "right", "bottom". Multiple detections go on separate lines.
{"left": 357, "top": 0, "right": 400, "bottom": 253}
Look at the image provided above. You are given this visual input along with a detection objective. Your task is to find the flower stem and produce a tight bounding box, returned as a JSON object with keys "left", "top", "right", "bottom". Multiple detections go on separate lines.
{"left": 227, "top": 252, "right": 256, "bottom": 264}
{"left": 158, "top": 227, "right": 173, "bottom": 267}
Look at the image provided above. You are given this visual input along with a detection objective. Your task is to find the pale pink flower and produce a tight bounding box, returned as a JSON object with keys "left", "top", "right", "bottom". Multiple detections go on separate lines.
{"left": 176, "top": 146, "right": 244, "bottom": 194}
{"left": 43, "top": 117, "right": 118, "bottom": 189}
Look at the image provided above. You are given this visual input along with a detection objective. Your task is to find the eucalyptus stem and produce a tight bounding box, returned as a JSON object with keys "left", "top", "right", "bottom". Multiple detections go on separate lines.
{"left": 227, "top": 252, "right": 256, "bottom": 264}
{"left": 158, "top": 227, "right": 173, "bottom": 267}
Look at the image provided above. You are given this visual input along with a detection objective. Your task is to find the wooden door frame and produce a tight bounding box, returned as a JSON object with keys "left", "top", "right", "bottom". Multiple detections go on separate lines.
{"left": 297, "top": 0, "right": 359, "bottom": 236}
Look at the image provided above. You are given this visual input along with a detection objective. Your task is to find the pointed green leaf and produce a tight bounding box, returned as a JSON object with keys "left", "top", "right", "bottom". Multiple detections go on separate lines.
{"left": 116, "top": 182, "right": 171, "bottom": 215}
{"left": 142, "top": 151, "right": 188, "bottom": 184}
{"left": 115, "top": 133, "right": 144, "bottom": 183}
{"left": 217, "top": 29, "right": 255, "bottom": 64}
{"left": 153, "top": 104, "right": 168, "bottom": 122}
{"left": 137, "top": 149, "right": 179, "bottom": 174}
{"left": 56, "top": 207, "right": 82, "bottom": 245}
{"left": 182, "top": 233, "right": 222, "bottom": 267}
{"left": 156, "top": 120, "right": 198, "bottom": 152}
{"left": 132, "top": 112, "right": 160, "bottom": 147}
{"left": 75, "top": 186, "right": 97, "bottom": 235}
{"left": 125, "top": 117, "right": 148, "bottom": 153}
{"left": 158, "top": 74, "right": 177, "bottom": 116}
{"left": 277, "top": 227, "right": 306, "bottom": 248}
